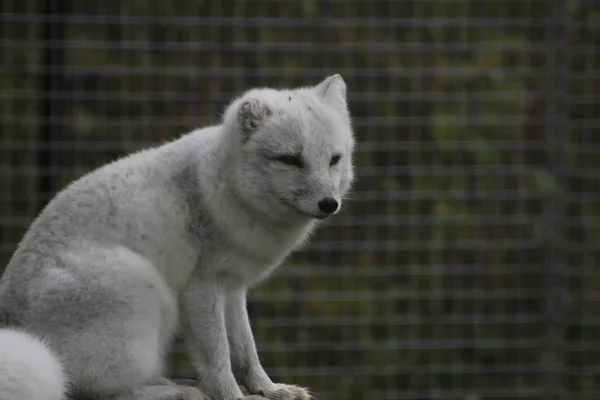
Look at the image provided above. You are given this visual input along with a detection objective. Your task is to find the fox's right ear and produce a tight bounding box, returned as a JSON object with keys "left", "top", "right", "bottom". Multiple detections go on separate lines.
{"left": 315, "top": 74, "right": 348, "bottom": 116}
{"left": 237, "top": 98, "right": 272, "bottom": 140}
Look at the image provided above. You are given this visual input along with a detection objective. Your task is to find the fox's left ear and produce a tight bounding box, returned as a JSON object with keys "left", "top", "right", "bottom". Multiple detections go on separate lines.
{"left": 315, "top": 74, "right": 348, "bottom": 115}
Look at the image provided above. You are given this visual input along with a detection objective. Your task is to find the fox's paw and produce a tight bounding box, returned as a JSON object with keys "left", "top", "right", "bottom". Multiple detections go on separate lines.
{"left": 255, "top": 383, "right": 313, "bottom": 400}
{"left": 175, "top": 386, "right": 211, "bottom": 400}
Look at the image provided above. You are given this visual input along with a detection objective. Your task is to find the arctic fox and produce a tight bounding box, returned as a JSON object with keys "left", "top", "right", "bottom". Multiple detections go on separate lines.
{"left": 0, "top": 74, "right": 355, "bottom": 400}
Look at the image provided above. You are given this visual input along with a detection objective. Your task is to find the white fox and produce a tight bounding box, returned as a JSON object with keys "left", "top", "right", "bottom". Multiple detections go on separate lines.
{"left": 0, "top": 75, "right": 355, "bottom": 400}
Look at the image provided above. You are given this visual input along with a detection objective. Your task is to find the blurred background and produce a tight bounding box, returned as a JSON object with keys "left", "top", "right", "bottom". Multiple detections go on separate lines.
{"left": 0, "top": 1, "right": 598, "bottom": 399}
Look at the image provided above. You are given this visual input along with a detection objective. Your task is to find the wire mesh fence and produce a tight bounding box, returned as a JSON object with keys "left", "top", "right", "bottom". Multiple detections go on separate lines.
{"left": 0, "top": 1, "right": 598, "bottom": 399}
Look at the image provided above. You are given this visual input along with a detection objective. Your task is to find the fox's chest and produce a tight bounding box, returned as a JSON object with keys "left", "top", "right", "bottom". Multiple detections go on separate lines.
{"left": 210, "top": 251, "right": 281, "bottom": 287}
{"left": 206, "top": 225, "right": 311, "bottom": 286}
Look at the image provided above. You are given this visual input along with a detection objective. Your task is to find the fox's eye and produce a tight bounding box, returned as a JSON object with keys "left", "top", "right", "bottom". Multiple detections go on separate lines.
{"left": 330, "top": 154, "right": 341, "bottom": 166}
{"left": 276, "top": 154, "right": 303, "bottom": 168}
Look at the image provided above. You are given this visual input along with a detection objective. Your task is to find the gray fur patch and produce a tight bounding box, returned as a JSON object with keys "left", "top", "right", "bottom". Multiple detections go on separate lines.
{"left": 238, "top": 99, "right": 272, "bottom": 140}
{"left": 170, "top": 163, "right": 211, "bottom": 242}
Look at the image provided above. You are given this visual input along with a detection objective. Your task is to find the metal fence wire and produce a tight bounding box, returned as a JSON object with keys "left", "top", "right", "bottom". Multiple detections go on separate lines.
{"left": 1, "top": 1, "right": 599, "bottom": 399}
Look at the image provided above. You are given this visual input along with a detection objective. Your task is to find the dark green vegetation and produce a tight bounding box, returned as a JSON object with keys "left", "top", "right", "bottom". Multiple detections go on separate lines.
{"left": 1, "top": 1, "right": 598, "bottom": 399}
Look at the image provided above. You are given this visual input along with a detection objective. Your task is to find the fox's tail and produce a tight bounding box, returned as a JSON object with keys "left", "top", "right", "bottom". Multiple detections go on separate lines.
{"left": 0, "top": 328, "right": 67, "bottom": 400}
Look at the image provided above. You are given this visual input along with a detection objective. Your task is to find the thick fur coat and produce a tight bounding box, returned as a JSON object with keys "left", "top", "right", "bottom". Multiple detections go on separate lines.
{"left": 0, "top": 75, "right": 355, "bottom": 400}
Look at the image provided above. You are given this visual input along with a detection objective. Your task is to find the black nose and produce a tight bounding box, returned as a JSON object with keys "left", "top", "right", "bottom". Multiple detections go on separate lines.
{"left": 318, "top": 197, "right": 339, "bottom": 214}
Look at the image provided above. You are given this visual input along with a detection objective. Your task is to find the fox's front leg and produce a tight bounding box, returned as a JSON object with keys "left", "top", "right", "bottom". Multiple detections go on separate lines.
{"left": 181, "top": 277, "right": 246, "bottom": 400}
{"left": 226, "top": 286, "right": 312, "bottom": 400}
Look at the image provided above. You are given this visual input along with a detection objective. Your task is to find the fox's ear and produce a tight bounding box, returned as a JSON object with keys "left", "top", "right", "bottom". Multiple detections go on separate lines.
{"left": 237, "top": 98, "right": 272, "bottom": 139}
{"left": 315, "top": 74, "right": 347, "bottom": 114}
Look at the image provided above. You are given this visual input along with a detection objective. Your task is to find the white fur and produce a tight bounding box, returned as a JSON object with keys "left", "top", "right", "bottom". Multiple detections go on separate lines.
{"left": 0, "top": 75, "right": 355, "bottom": 400}
{"left": 0, "top": 329, "right": 66, "bottom": 400}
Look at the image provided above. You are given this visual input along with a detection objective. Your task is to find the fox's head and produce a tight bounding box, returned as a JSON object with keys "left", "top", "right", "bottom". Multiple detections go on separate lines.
{"left": 221, "top": 74, "right": 355, "bottom": 223}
